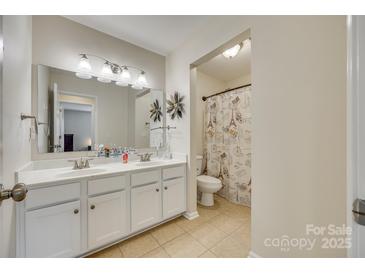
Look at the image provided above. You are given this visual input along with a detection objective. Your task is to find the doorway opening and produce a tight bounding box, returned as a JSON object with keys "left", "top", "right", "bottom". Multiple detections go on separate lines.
{"left": 189, "top": 29, "right": 252, "bottom": 257}
{"left": 56, "top": 92, "right": 96, "bottom": 152}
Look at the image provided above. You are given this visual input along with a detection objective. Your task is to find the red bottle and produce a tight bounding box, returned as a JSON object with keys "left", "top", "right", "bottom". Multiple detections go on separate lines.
{"left": 122, "top": 152, "right": 128, "bottom": 164}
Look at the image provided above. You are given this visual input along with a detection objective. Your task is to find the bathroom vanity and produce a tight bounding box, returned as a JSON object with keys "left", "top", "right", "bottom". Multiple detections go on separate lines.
{"left": 17, "top": 50, "right": 183, "bottom": 258}
{"left": 15, "top": 159, "right": 186, "bottom": 257}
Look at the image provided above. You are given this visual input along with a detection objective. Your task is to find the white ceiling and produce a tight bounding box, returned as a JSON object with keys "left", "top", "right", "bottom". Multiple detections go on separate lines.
{"left": 198, "top": 40, "right": 251, "bottom": 82}
{"left": 64, "top": 15, "right": 211, "bottom": 56}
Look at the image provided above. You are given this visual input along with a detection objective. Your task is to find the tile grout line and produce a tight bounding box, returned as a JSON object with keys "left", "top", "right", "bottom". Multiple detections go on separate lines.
{"left": 95, "top": 197, "right": 250, "bottom": 258}
{"left": 150, "top": 222, "right": 188, "bottom": 246}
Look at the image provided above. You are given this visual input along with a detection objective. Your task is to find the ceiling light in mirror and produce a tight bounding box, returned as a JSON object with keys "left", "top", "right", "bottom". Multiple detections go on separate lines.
{"left": 75, "top": 54, "right": 92, "bottom": 79}
{"left": 97, "top": 61, "right": 113, "bottom": 83}
{"left": 222, "top": 43, "right": 242, "bottom": 59}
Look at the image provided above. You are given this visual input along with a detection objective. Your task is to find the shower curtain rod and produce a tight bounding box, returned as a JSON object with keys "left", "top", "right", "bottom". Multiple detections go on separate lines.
{"left": 202, "top": 83, "right": 251, "bottom": 101}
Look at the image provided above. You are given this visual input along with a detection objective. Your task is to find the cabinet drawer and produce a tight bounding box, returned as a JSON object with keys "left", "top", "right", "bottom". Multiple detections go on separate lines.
{"left": 26, "top": 183, "right": 80, "bottom": 210}
{"left": 131, "top": 170, "right": 160, "bottom": 187}
{"left": 163, "top": 165, "right": 185, "bottom": 180}
{"left": 88, "top": 175, "right": 127, "bottom": 196}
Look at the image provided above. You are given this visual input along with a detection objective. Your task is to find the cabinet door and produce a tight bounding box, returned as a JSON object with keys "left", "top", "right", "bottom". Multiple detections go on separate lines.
{"left": 88, "top": 191, "right": 129, "bottom": 249}
{"left": 131, "top": 182, "right": 162, "bottom": 232}
{"left": 25, "top": 201, "right": 81, "bottom": 258}
{"left": 163, "top": 177, "right": 186, "bottom": 219}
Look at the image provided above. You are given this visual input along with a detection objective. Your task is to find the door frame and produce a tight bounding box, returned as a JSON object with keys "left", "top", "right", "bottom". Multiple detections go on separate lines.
{"left": 0, "top": 15, "right": 4, "bottom": 257}
{"left": 347, "top": 15, "right": 361, "bottom": 258}
{"left": 188, "top": 29, "right": 251, "bottom": 219}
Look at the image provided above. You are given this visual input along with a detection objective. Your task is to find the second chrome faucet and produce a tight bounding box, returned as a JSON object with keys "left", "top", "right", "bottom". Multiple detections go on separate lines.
{"left": 68, "top": 158, "right": 93, "bottom": 170}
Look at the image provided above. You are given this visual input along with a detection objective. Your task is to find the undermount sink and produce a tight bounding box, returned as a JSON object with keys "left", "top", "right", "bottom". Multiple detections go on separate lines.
{"left": 134, "top": 161, "right": 166, "bottom": 167}
{"left": 56, "top": 168, "right": 107, "bottom": 178}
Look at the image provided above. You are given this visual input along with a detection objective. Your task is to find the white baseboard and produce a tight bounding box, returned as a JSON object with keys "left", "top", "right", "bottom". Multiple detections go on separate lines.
{"left": 183, "top": 211, "right": 199, "bottom": 220}
{"left": 248, "top": 250, "right": 261, "bottom": 258}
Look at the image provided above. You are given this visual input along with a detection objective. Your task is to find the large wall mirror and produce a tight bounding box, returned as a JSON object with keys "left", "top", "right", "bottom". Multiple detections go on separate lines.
{"left": 33, "top": 65, "right": 165, "bottom": 154}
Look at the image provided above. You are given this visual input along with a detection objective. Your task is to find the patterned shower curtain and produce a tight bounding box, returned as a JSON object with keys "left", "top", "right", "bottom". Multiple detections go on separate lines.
{"left": 203, "top": 86, "right": 252, "bottom": 206}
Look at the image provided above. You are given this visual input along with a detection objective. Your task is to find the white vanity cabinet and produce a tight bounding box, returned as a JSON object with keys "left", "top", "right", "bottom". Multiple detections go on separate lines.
{"left": 162, "top": 177, "right": 186, "bottom": 219}
{"left": 88, "top": 191, "right": 129, "bottom": 249}
{"left": 130, "top": 170, "right": 162, "bottom": 232}
{"left": 87, "top": 175, "right": 130, "bottom": 249}
{"left": 25, "top": 200, "right": 81, "bottom": 258}
{"left": 17, "top": 163, "right": 186, "bottom": 258}
{"left": 131, "top": 182, "right": 162, "bottom": 231}
{"left": 162, "top": 165, "right": 186, "bottom": 219}
{"left": 22, "top": 182, "right": 81, "bottom": 258}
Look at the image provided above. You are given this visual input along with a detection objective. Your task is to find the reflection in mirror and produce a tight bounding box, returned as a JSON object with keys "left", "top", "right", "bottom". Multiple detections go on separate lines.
{"left": 34, "top": 65, "right": 165, "bottom": 153}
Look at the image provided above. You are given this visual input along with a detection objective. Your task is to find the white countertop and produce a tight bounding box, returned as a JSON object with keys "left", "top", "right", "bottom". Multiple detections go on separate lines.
{"left": 17, "top": 158, "right": 186, "bottom": 189}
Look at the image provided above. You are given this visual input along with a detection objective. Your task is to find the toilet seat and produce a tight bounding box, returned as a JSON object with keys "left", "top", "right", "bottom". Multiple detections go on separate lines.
{"left": 197, "top": 175, "right": 222, "bottom": 187}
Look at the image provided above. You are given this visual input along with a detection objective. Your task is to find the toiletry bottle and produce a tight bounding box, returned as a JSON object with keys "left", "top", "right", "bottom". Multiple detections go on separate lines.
{"left": 122, "top": 150, "right": 129, "bottom": 164}
{"left": 104, "top": 145, "right": 110, "bottom": 158}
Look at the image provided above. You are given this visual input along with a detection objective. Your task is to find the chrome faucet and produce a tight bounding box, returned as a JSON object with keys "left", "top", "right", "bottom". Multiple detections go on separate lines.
{"left": 138, "top": 153, "right": 153, "bottom": 162}
{"left": 68, "top": 157, "right": 93, "bottom": 170}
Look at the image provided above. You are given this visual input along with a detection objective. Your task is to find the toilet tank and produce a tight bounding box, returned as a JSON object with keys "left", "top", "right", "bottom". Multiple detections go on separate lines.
{"left": 196, "top": 155, "right": 203, "bottom": 175}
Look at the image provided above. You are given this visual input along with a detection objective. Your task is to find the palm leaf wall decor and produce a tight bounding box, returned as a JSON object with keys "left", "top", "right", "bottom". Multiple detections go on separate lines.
{"left": 150, "top": 99, "right": 163, "bottom": 122}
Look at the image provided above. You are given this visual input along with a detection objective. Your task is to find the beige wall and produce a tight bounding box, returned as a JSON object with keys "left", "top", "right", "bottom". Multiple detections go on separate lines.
{"left": 225, "top": 74, "right": 251, "bottom": 89}
{"left": 1, "top": 15, "right": 32, "bottom": 257}
{"left": 166, "top": 16, "right": 346, "bottom": 257}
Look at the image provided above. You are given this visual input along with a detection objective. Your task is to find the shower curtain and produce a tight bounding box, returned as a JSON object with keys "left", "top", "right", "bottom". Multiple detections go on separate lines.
{"left": 203, "top": 86, "right": 251, "bottom": 206}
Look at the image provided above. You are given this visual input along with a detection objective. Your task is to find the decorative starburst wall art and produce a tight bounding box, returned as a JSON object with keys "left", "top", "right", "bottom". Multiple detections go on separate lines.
{"left": 167, "top": 91, "right": 185, "bottom": 120}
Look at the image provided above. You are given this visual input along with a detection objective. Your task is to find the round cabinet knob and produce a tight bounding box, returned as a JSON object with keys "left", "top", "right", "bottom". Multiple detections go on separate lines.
{"left": 74, "top": 209, "right": 79, "bottom": 214}
{"left": 164, "top": 186, "right": 168, "bottom": 190}
{"left": 90, "top": 205, "right": 95, "bottom": 210}
{"left": 11, "top": 183, "right": 28, "bottom": 202}
{"left": 156, "top": 188, "right": 159, "bottom": 192}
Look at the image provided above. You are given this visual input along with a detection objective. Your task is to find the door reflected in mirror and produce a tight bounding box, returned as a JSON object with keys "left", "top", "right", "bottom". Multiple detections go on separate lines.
{"left": 34, "top": 65, "right": 165, "bottom": 153}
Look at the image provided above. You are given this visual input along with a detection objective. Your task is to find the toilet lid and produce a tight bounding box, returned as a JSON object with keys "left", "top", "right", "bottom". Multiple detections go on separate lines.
{"left": 197, "top": 175, "right": 221, "bottom": 185}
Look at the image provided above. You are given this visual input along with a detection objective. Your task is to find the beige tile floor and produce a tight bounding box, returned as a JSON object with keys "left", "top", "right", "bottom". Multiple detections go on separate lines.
{"left": 87, "top": 195, "right": 251, "bottom": 258}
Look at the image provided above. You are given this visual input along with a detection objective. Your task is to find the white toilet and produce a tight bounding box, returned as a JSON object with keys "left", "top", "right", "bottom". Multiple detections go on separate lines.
{"left": 196, "top": 155, "right": 222, "bottom": 206}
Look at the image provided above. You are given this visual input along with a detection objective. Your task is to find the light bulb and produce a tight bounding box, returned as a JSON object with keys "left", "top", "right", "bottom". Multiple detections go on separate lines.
{"left": 136, "top": 71, "right": 148, "bottom": 87}
{"left": 222, "top": 44, "right": 242, "bottom": 59}
{"left": 97, "top": 61, "right": 113, "bottom": 83}
{"left": 75, "top": 54, "right": 92, "bottom": 79}
{"left": 116, "top": 67, "right": 131, "bottom": 86}
{"left": 121, "top": 67, "right": 131, "bottom": 80}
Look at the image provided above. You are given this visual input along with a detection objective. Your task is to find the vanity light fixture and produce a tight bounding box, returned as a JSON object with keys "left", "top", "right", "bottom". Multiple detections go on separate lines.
{"left": 121, "top": 66, "right": 131, "bottom": 80}
{"left": 137, "top": 71, "right": 148, "bottom": 86}
{"left": 222, "top": 43, "right": 242, "bottom": 59}
{"left": 97, "top": 61, "right": 113, "bottom": 83}
{"left": 132, "top": 71, "right": 148, "bottom": 90}
{"left": 75, "top": 54, "right": 92, "bottom": 79}
{"left": 116, "top": 66, "right": 131, "bottom": 86}
{"left": 75, "top": 53, "right": 149, "bottom": 90}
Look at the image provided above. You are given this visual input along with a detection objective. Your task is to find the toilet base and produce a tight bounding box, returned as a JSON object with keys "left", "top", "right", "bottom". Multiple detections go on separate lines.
{"left": 199, "top": 192, "right": 214, "bottom": 207}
